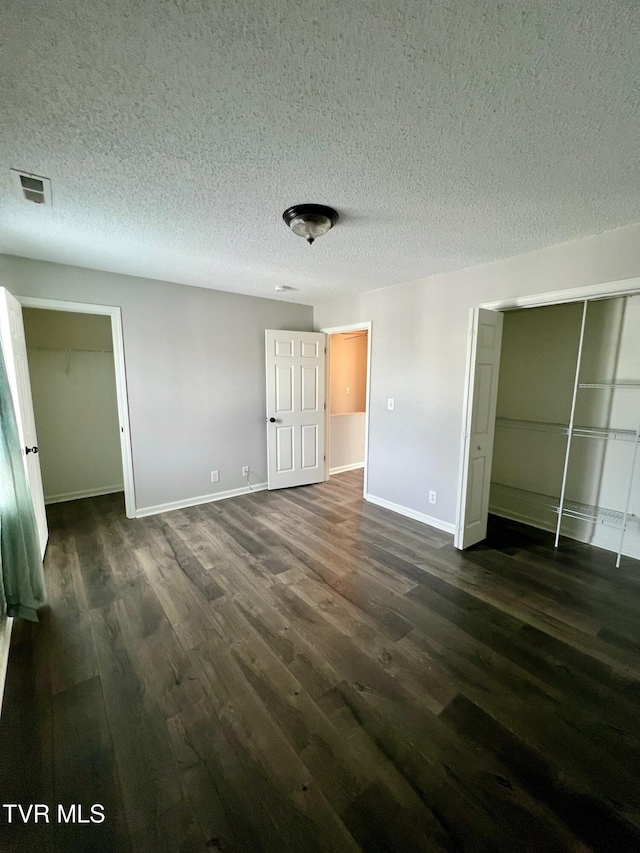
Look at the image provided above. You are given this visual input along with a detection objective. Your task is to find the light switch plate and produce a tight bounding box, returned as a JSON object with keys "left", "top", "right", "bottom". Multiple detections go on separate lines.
{"left": 387, "top": 398, "right": 395, "bottom": 410}
{"left": 211, "top": 470, "right": 220, "bottom": 483}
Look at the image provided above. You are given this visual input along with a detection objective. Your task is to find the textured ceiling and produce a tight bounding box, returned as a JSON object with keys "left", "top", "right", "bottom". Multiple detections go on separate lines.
{"left": 1, "top": 0, "right": 639, "bottom": 304}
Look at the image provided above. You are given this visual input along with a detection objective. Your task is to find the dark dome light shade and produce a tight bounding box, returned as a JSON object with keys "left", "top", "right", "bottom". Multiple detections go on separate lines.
{"left": 282, "top": 204, "right": 339, "bottom": 245}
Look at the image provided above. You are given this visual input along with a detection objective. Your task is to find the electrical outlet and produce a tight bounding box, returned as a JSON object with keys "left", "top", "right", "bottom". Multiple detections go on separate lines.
{"left": 211, "top": 470, "right": 220, "bottom": 483}
{"left": 346, "top": 386, "right": 351, "bottom": 395}
{"left": 242, "top": 466, "right": 250, "bottom": 478}
{"left": 429, "top": 490, "right": 437, "bottom": 505}
{"left": 387, "top": 398, "right": 395, "bottom": 410}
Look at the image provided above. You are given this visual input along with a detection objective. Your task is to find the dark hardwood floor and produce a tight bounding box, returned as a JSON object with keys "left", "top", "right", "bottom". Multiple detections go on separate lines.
{"left": 2, "top": 469, "right": 640, "bottom": 852}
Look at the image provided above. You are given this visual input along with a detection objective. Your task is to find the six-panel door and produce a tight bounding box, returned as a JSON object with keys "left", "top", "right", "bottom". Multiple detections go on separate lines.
{"left": 265, "top": 330, "right": 326, "bottom": 490}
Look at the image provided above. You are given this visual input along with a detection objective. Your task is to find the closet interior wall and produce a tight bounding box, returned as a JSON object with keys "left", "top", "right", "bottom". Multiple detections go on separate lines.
{"left": 489, "top": 294, "right": 640, "bottom": 564}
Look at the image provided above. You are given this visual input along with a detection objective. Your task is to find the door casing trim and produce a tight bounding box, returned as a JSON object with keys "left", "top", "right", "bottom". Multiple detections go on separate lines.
{"left": 17, "top": 296, "right": 137, "bottom": 518}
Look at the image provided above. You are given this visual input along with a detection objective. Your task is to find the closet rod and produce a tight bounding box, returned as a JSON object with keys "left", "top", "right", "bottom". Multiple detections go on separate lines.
{"left": 555, "top": 299, "right": 588, "bottom": 548}
{"left": 29, "top": 346, "right": 113, "bottom": 354}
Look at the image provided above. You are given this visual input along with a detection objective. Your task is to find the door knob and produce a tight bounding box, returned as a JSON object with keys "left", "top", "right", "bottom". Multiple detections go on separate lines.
{"left": 269, "top": 417, "right": 276, "bottom": 423}
{"left": 25, "top": 446, "right": 38, "bottom": 454}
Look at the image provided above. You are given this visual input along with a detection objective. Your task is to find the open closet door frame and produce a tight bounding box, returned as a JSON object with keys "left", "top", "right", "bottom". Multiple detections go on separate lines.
{"left": 320, "top": 321, "right": 372, "bottom": 498}
{"left": 455, "top": 275, "right": 640, "bottom": 550}
{"left": 17, "top": 296, "right": 137, "bottom": 519}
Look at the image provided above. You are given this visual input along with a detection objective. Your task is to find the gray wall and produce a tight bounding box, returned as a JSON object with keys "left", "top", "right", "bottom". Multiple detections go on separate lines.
{"left": 314, "top": 222, "right": 640, "bottom": 529}
{"left": 1, "top": 256, "right": 313, "bottom": 512}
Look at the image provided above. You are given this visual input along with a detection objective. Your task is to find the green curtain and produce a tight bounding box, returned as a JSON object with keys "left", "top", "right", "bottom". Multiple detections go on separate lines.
{"left": 0, "top": 343, "right": 46, "bottom": 622}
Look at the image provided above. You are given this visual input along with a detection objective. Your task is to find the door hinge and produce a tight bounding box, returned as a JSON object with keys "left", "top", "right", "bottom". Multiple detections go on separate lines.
{"left": 324, "top": 402, "right": 326, "bottom": 410}
{"left": 324, "top": 346, "right": 327, "bottom": 354}
{"left": 324, "top": 455, "right": 326, "bottom": 461}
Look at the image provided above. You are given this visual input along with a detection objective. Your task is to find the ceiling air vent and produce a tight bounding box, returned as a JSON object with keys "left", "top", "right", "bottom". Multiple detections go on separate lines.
{"left": 10, "top": 169, "right": 52, "bottom": 205}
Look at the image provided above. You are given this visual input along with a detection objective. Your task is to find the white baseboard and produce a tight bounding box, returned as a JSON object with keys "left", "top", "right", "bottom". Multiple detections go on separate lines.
{"left": 0, "top": 617, "right": 13, "bottom": 717}
{"left": 365, "top": 493, "right": 456, "bottom": 535}
{"left": 45, "top": 485, "right": 124, "bottom": 505}
{"left": 330, "top": 462, "right": 365, "bottom": 476}
{"left": 136, "top": 482, "right": 268, "bottom": 518}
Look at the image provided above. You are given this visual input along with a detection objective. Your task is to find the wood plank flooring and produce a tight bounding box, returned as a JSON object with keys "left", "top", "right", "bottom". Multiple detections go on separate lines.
{"left": 2, "top": 470, "right": 640, "bottom": 851}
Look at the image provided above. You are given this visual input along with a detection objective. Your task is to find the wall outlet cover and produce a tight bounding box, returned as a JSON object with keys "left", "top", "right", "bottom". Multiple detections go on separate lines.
{"left": 242, "top": 466, "right": 250, "bottom": 477}
{"left": 429, "top": 490, "right": 437, "bottom": 504}
{"left": 211, "top": 470, "right": 220, "bottom": 483}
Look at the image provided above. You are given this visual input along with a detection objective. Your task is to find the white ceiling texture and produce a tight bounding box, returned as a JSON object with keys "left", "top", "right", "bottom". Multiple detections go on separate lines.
{"left": 1, "top": 0, "right": 639, "bottom": 304}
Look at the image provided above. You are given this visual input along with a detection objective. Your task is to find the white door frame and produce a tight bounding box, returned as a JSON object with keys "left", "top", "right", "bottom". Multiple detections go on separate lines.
{"left": 479, "top": 276, "right": 640, "bottom": 311}
{"left": 456, "top": 275, "right": 640, "bottom": 541}
{"left": 17, "top": 296, "right": 137, "bottom": 518}
{"left": 320, "top": 322, "right": 372, "bottom": 498}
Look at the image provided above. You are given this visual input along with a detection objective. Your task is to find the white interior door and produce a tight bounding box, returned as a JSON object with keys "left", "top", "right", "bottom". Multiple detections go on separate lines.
{"left": 0, "top": 287, "right": 48, "bottom": 557}
{"left": 455, "top": 307, "right": 503, "bottom": 549}
{"left": 266, "top": 330, "right": 326, "bottom": 490}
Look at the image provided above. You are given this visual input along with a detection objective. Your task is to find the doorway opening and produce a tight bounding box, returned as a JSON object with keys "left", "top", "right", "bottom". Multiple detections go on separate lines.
{"left": 456, "top": 277, "right": 640, "bottom": 566}
{"left": 489, "top": 295, "right": 640, "bottom": 565}
{"left": 19, "top": 297, "right": 136, "bottom": 518}
{"left": 322, "top": 322, "right": 372, "bottom": 497}
{"left": 23, "top": 308, "right": 124, "bottom": 510}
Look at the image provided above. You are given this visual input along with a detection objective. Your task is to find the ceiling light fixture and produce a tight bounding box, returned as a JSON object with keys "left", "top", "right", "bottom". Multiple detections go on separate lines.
{"left": 282, "top": 204, "right": 339, "bottom": 245}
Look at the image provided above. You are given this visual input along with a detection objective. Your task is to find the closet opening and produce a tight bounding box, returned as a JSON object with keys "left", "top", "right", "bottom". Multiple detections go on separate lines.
{"left": 489, "top": 294, "right": 640, "bottom": 567}
{"left": 22, "top": 305, "right": 133, "bottom": 518}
